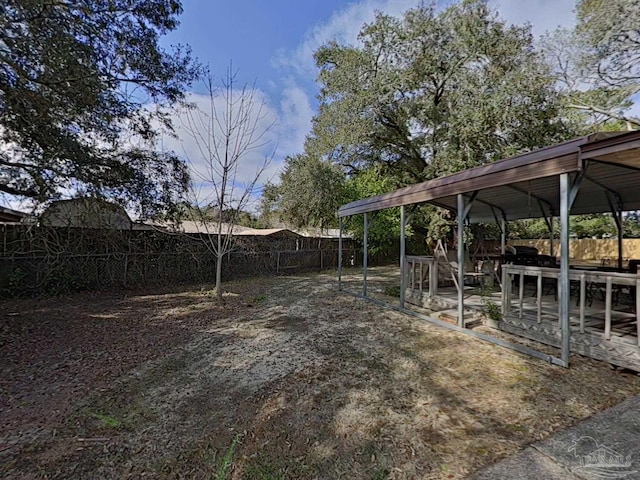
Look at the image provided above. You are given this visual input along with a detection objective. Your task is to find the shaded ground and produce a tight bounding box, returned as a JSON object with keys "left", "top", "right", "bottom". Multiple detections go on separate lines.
{"left": 2, "top": 267, "right": 640, "bottom": 479}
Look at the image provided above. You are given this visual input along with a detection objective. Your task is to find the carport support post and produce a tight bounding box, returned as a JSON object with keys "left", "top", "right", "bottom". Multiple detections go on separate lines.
{"left": 605, "top": 191, "right": 624, "bottom": 270}
{"left": 457, "top": 194, "right": 466, "bottom": 328}
{"left": 616, "top": 209, "right": 623, "bottom": 271}
{"left": 550, "top": 217, "right": 555, "bottom": 258}
{"left": 363, "top": 212, "right": 368, "bottom": 297}
{"left": 559, "top": 174, "right": 571, "bottom": 366}
{"left": 338, "top": 216, "right": 343, "bottom": 291}
{"left": 400, "top": 205, "right": 406, "bottom": 308}
{"left": 500, "top": 217, "right": 506, "bottom": 255}
{"left": 541, "top": 209, "right": 555, "bottom": 258}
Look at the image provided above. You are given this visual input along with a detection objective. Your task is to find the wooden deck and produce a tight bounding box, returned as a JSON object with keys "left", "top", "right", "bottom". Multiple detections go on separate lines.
{"left": 407, "top": 286, "right": 640, "bottom": 371}
{"left": 404, "top": 259, "right": 640, "bottom": 371}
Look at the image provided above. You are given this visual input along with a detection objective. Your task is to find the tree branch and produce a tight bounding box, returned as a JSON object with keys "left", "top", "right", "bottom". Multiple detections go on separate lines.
{"left": 566, "top": 103, "right": 640, "bottom": 128}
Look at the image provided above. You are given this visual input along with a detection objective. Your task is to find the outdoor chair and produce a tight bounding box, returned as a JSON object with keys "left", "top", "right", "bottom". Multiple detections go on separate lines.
{"left": 449, "top": 261, "right": 485, "bottom": 287}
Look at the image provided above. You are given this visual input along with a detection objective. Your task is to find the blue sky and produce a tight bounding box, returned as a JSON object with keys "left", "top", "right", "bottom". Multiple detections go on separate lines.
{"left": 162, "top": 1, "right": 349, "bottom": 96}
{"left": 158, "top": 0, "right": 577, "bottom": 205}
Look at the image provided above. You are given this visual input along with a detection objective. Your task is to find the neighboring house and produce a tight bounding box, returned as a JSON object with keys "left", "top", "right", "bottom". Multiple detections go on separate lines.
{"left": 161, "top": 220, "right": 299, "bottom": 238}
{"left": 0, "top": 205, "right": 31, "bottom": 223}
{"left": 166, "top": 220, "right": 245, "bottom": 235}
{"left": 39, "top": 198, "right": 132, "bottom": 229}
{"left": 295, "top": 227, "right": 355, "bottom": 250}
{"left": 234, "top": 227, "right": 301, "bottom": 237}
{"left": 234, "top": 227, "right": 305, "bottom": 251}
{"left": 160, "top": 220, "right": 305, "bottom": 250}
{"left": 296, "top": 227, "right": 347, "bottom": 238}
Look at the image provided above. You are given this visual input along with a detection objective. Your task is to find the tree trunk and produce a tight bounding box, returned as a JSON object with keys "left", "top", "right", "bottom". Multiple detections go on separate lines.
{"left": 215, "top": 251, "right": 223, "bottom": 300}
{"left": 216, "top": 229, "right": 223, "bottom": 300}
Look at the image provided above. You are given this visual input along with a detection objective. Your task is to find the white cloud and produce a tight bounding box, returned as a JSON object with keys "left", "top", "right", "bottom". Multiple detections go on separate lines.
{"left": 489, "top": 0, "right": 576, "bottom": 37}
{"left": 158, "top": 80, "right": 315, "bottom": 209}
{"left": 273, "top": 0, "right": 424, "bottom": 77}
{"left": 275, "top": 82, "right": 314, "bottom": 161}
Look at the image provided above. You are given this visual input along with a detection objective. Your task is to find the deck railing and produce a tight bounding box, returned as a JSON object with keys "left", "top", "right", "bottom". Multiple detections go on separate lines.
{"left": 405, "top": 255, "right": 438, "bottom": 298}
{"left": 502, "top": 264, "right": 640, "bottom": 345}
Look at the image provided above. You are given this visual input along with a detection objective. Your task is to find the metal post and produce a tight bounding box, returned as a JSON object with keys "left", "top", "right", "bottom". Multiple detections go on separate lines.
{"left": 500, "top": 217, "right": 506, "bottom": 255}
{"left": 549, "top": 216, "right": 555, "bottom": 258}
{"left": 400, "top": 205, "right": 406, "bottom": 308}
{"left": 457, "top": 194, "right": 465, "bottom": 328}
{"left": 363, "top": 212, "right": 368, "bottom": 297}
{"left": 605, "top": 191, "right": 624, "bottom": 271}
{"left": 617, "top": 208, "right": 623, "bottom": 271}
{"left": 559, "top": 174, "right": 571, "bottom": 366}
{"left": 338, "top": 216, "right": 343, "bottom": 291}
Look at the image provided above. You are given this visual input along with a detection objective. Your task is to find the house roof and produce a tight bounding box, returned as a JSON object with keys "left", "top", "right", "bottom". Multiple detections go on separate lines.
{"left": 295, "top": 227, "right": 353, "bottom": 239}
{"left": 164, "top": 220, "right": 238, "bottom": 234}
{"left": 233, "top": 227, "right": 301, "bottom": 237}
{"left": 0, "top": 205, "right": 30, "bottom": 223}
{"left": 338, "top": 131, "right": 640, "bottom": 223}
{"left": 40, "top": 198, "right": 132, "bottom": 229}
{"left": 156, "top": 220, "right": 302, "bottom": 237}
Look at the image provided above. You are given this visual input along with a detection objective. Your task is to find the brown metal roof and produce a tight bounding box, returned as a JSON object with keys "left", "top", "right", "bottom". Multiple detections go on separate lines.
{"left": 338, "top": 131, "right": 640, "bottom": 222}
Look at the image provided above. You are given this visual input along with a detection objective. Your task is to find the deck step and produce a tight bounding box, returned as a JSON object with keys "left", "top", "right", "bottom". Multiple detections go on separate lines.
{"left": 438, "top": 309, "right": 481, "bottom": 325}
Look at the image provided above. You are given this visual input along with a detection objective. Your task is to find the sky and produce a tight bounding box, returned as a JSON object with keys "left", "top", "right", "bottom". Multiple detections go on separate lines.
{"left": 158, "top": 0, "right": 578, "bottom": 208}
{"left": 0, "top": 0, "right": 578, "bottom": 213}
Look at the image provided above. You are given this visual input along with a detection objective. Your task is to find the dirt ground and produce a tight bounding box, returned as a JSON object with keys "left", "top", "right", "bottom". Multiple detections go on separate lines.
{"left": 2, "top": 267, "right": 640, "bottom": 479}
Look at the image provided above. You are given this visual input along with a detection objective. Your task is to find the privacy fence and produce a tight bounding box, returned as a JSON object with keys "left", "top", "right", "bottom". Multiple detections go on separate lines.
{"left": 483, "top": 238, "right": 640, "bottom": 263}
{"left": 0, "top": 224, "right": 376, "bottom": 297}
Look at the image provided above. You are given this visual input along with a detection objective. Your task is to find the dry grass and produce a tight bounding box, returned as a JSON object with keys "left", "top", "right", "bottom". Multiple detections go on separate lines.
{"left": 1, "top": 267, "right": 640, "bottom": 479}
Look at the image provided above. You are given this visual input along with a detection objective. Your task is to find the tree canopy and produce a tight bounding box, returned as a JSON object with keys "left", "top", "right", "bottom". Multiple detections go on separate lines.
{"left": 577, "top": 0, "right": 640, "bottom": 91}
{"left": 261, "top": 154, "right": 347, "bottom": 230}
{"left": 542, "top": 0, "right": 640, "bottom": 129}
{"left": 306, "top": 0, "right": 570, "bottom": 184}
{"left": 0, "top": 0, "right": 200, "bottom": 217}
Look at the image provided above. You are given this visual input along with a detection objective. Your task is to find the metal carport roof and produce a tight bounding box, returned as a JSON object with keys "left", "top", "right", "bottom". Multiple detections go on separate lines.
{"left": 338, "top": 131, "right": 640, "bottom": 222}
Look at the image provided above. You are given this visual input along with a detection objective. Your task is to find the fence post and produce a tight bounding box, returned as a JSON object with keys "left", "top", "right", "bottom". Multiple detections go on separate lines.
{"left": 338, "top": 217, "right": 343, "bottom": 290}
{"left": 123, "top": 253, "right": 128, "bottom": 288}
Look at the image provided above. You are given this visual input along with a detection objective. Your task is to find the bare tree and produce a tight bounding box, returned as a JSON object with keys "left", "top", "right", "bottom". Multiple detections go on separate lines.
{"left": 179, "top": 66, "right": 275, "bottom": 299}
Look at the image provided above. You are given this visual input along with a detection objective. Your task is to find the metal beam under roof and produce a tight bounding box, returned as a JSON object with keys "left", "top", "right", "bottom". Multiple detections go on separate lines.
{"left": 338, "top": 131, "right": 640, "bottom": 222}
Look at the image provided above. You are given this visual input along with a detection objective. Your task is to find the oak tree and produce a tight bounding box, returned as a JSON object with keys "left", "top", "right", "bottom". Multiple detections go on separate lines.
{"left": 261, "top": 154, "right": 346, "bottom": 231}
{"left": 542, "top": 1, "right": 640, "bottom": 129}
{"left": 1, "top": 0, "right": 200, "bottom": 216}
{"left": 307, "top": 0, "right": 570, "bottom": 184}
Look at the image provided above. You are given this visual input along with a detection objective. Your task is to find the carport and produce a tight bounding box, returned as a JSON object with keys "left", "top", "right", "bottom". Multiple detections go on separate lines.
{"left": 337, "top": 130, "right": 640, "bottom": 369}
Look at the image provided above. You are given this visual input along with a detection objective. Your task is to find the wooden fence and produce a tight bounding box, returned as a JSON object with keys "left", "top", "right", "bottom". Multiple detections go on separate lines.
{"left": 484, "top": 238, "right": 640, "bottom": 263}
